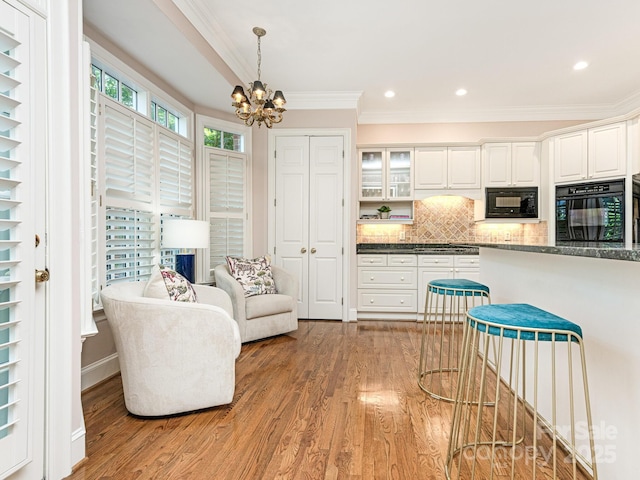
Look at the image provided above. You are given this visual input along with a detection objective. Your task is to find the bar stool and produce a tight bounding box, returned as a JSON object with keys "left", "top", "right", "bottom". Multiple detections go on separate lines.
{"left": 446, "top": 303, "right": 598, "bottom": 480}
{"left": 418, "top": 278, "right": 491, "bottom": 402}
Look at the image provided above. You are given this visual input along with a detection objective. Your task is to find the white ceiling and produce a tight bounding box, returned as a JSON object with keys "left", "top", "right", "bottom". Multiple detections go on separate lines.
{"left": 83, "top": 0, "right": 640, "bottom": 124}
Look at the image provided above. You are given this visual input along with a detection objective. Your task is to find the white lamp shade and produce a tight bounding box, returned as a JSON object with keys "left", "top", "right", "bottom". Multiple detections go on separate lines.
{"left": 162, "top": 219, "right": 210, "bottom": 249}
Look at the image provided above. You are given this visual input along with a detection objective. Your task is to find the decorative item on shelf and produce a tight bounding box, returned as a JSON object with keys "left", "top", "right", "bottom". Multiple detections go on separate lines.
{"left": 389, "top": 214, "right": 411, "bottom": 220}
{"left": 161, "top": 219, "right": 210, "bottom": 283}
{"left": 230, "top": 27, "right": 286, "bottom": 129}
{"left": 377, "top": 205, "right": 392, "bottom": 219}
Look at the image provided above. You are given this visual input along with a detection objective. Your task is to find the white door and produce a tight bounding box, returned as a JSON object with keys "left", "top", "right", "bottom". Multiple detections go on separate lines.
{"left": 274, "top": 136, "right": 343, "bottom": 319}
{"left": 1, "top": 1, "right": 46, "bottom": 478}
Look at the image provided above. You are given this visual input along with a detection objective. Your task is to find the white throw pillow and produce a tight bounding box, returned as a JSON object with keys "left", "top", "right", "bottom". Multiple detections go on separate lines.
{"left": 226, "top": 255, "right": 277, "bottom": 297}
{"left": 143, "top": 264, "right": 198, "bottom": 302}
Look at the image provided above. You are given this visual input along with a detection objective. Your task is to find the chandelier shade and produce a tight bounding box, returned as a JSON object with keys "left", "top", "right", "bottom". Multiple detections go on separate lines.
{"left": 231, "top": 27, "right": 286, "bottom": 128}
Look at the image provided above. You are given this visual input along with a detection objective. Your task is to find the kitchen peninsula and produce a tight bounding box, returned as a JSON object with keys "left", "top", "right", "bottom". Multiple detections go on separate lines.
{"left": 476, "top": 242, "right": 640, "bottom": 480}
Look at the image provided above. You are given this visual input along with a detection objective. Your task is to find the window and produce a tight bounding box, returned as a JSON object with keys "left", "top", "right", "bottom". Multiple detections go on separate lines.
{"left": 92, "top": 64, "right": 138, "bottom": 110}
{"left": 152, "top": 101, "right": 181, "bottom": 134}
{"left": 207, "top": 148, "right": 247, "bottom": 270}
{"left": 204, "top": 127, "right": 243, "bottom": 152}
{"left": 98, "top": 97, "right": 194, "bottom": 293}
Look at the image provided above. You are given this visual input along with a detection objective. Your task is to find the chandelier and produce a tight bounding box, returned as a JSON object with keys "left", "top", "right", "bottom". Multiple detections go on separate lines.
{"left": 231, "top": 27, "right": 286, "bottom": 128}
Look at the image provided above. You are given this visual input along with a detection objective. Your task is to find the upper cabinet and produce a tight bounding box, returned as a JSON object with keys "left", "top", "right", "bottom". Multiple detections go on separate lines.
{"left": 483, "top": 142, "right": 539, "bottom": 187}
{"left": 359, "top": 148, "right": 413, "bottom": 201}
{"left": 554, "top": 122, "right": 626, "bottom": 184}
{"left": 414, "top": 146, "right": 481, "bottom": 190}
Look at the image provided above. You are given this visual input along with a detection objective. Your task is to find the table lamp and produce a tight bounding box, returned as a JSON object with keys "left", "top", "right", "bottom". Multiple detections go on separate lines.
{"left": 161, "top": 219, "right": 210, "bottom": 283}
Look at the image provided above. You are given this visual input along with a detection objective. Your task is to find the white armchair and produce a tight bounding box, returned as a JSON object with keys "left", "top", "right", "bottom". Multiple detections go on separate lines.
{"left": 214, "top": 264, "right": 298, "bottom": 343}
{"left": 100, "top": 282, "right": 241, "bottom": 416}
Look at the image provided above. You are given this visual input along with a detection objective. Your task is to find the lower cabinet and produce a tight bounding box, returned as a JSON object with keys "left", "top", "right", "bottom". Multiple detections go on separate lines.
{"left": 417, "top": 255, "right": 480, "bottom": 314}
{"left": 357, "top": 254, "right": 418, "bottom": 313}
{"left": 357, "top": 253, "right": 480, "bottom": 319}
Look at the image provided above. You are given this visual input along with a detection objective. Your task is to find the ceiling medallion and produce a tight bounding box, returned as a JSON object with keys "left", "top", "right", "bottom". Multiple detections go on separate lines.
{"left": 231, "top": 27, "right": 286, "bottom": 128}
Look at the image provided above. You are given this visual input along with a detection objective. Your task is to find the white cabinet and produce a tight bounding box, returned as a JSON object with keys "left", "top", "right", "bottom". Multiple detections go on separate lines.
{"left": 357, "top": 254, "right": 417, "bottom": 313}
{"left": 359, "top": 147, "right": 414, "bottom": 223}
{"left": 359, "top": 148, "right": 413, "bottom": 201}
{"left": 554, "top": 122, "right": 626, "bottom": 184}
{"left": 483, "top": 142, "right": 539, "bottom": 187}
{"left": 417, "top": 255, "right": 480, "bottom": 314}
{"left": 414, "top": 146, "right": 481, "bottom": 190}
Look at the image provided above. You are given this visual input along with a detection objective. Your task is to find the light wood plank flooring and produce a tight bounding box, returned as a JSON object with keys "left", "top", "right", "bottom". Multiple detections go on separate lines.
{"left": 66, "top": 320, "right": 591, "bottom": 480}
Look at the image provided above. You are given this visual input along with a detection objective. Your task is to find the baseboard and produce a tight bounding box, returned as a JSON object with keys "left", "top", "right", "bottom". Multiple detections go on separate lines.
{"left": 81, "top": 352, "right": 120, "bottom": 391}
{"left": 71, "top": 426, "right": 86, "bottom": 469}
{"left": 348, "top": 308, "right": 358, "bottom": 322}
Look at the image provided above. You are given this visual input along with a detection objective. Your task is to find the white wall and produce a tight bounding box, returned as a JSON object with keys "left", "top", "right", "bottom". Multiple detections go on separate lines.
{"left": 480, "top": 247, "right": 640, "bottom": 479}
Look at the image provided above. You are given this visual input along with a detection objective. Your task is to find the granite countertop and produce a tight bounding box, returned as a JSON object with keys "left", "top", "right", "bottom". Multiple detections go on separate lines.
{"left": 357, "top": 242, "right": 640, "bottom": 262}
{"left": 471, "top": 242, "right": 640, "bottom": 262}
{"left": 356, "top": 243, "right": 479, "bottom": 255}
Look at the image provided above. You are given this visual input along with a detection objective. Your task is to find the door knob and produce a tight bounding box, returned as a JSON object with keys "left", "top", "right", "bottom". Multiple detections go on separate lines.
{"left": 310, "top": 248, "right": 317, "bottom": 254}
{"left": 301, "top": 247, "right": 307, "bottom": 254}
{"left": 36, "top": 268, "right": 50, "bottom": 283}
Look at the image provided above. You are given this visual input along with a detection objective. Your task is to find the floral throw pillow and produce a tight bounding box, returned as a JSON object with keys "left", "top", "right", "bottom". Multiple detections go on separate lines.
{"left": 226, "top": 255, "right": 277, "bottom": 297}
{"left": 143, "top": 264, "right": 198, "bottom": 303}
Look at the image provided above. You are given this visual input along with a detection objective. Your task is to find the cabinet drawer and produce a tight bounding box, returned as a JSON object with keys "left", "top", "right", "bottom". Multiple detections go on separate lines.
{"left": 454, "top": 255, "right": 480, "bottom": 267}
{"left": 388, "top": 254, "right": 417, "bottom": 266}
{"left": 418, "top": 255, "right": 454, "bottom": 267}
{"left": 357, "top": 254, "right": 387, "bottom": 266}
{"left": 358, "top": 289, "right": 417, "bottom": 312}
{"left": 358, "top": 267, "right": 417, "bottom": 289}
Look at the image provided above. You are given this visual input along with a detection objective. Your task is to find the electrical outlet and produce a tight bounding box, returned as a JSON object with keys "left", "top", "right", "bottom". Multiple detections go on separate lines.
{"left": 399, "top": 231, "right": 406, "bottom": 241}
{"left": 504, "top": 231, "right": 511, "bottom": 241}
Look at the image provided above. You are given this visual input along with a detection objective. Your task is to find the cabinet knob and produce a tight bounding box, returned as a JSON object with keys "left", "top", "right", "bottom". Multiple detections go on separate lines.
{"left": 400, "top": 299, "right": 405, "bottom": 304}
{"left": 400, "top": 276, "right": 405, "bottom": 281}
{"left": 400, "top": 259, "right": 405, "bottom": 263}
{"left": 370, "top": 276, "right": 375, "bottom": 280}
{"left": 370, "top": 299, "right": 374, "bottom": 303}
{"left": 435, "top": 260, "right": 439, "bottom": 263}
{"left": 369, "top": 259, "right": 374, "bottom": 263}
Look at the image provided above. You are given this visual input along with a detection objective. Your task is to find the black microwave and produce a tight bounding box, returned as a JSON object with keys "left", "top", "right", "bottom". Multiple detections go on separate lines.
{"left": 485, "top": 187, "right": 538, "bottom": 219}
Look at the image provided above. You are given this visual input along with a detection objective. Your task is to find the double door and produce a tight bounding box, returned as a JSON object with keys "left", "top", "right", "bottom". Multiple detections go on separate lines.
{"left": 273, "top": 135, "right": 344, "bottom": 319}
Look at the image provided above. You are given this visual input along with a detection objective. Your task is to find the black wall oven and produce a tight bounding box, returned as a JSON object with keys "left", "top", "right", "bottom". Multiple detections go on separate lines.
{"left": 556, "top": 180, "right": 625, "bottom": 243}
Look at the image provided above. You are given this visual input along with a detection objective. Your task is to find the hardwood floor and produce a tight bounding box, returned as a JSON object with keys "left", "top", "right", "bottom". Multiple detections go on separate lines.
{"left": 66, "top": 320, "right": 591, "bottom": 480}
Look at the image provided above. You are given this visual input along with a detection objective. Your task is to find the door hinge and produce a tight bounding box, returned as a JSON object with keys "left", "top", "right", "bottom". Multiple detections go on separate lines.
{"left": 274, "top": 198, "right": 277, "bottom": 207}
{"left": 274, "top": 246, "right": 276, "bottom": 255}
{"left": 342, "top": 150, "right": 345, "bottom": 158}
{"left": 274, "top": 150, "right": 277, "bottom": 159}
{"left": 99, "top": 194, "right": 102, "bottom": 207}
{"left": 341, "top": 297, "right": 344, "bottom": 305}
{"left": 342, "top": 247, "right": 344, "bottom": 255}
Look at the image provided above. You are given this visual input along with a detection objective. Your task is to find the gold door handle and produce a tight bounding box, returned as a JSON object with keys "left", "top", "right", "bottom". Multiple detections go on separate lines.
{"left": 310, "top": 248, "right": 317, "bottom": 254}
{"left": 301, "top": 247, "right": 307, "bottom": 254}
{"left": 36, "top": 268, "right": 50, "bottom": 283}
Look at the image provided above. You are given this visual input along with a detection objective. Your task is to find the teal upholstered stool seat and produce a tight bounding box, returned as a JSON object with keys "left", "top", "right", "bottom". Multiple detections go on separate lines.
{"left": 468, "top": 303, "right": 583, "bottom": 341}
{"left": 445, "top": 303, "right": 598, "bottom": 480}
{"left": 428, "top": 278, "right": 491, "bottom": 296}
{"left": 418, "top": 278, "right": 491, "bottom": 402}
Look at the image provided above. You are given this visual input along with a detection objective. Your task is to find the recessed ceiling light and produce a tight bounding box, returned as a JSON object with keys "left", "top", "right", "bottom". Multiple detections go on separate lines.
{"left": 384, "top": 90, "right": 395, "bottom": 98}
{"left": 455, "top": 88, "right": 467, "bottom": 96}
{"left": 573, "top": 61, "right": 589, "bottom": 71}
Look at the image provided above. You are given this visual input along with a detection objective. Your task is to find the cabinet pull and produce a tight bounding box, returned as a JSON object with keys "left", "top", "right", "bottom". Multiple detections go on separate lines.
{"left": 400, "top": 276, "right": 405, "bottom": 281}
{"left": 400, "top": 299, "right": 405, "bottom": 304}
{"left": 370, "top": 276, "right": 375, "bottom": 280}
{"left": 370, "top": 299, "right": 374, "bottom": 303}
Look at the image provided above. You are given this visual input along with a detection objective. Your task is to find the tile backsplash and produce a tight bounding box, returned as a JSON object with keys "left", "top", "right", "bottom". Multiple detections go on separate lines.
{"left": 356, "top": 196, "right": 548, "bottom": 245}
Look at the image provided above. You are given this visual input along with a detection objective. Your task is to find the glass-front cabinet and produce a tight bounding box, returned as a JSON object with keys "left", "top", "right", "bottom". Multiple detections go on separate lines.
{"left": 359, "top": 148, "right": 413, "bottom": 200}
{"left": 358, "top": 147, "right": 414, "bottom": 223}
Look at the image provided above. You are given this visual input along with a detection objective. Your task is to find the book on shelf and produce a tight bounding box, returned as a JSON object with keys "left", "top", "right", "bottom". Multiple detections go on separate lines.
{"left": 389, "top": 214, "right": 411, "bottom": 219}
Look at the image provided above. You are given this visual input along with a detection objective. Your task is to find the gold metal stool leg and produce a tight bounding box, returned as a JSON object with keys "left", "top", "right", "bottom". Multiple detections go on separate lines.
{"left": 445, "top": 304, "right": 599, "bottom": 480}
{"left": 418, "top": 280, "right": 491, "bottom": 402}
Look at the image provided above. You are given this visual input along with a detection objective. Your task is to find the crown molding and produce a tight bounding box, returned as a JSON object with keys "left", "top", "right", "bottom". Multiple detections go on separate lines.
{"left": 171, "top": 0, "right": 254, "bottom": 82}
{"left": 358, "top": 90, "right": 640, "bottom": 124}
{"left": 284, "top": 91, "right": 362, "bottom": 111}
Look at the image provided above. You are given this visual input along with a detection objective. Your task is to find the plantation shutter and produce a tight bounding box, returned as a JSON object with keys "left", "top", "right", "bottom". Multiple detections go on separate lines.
{"left": 101, "top": 101, "right": 156, "bottom": 285}
{"left": 105, "top": 208, "right": 155, "bottom": 284}
{"left": 0, "top": 5, "right": 44, "bottom": 475}
{"left": 208, "top": 149, "right": 246, "bottom": 268}
{"left": 158, "top": 131, "right": 193, "bottom": 209}
{"left": 103, "top": 103, "right": 154, "bottom": 206}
